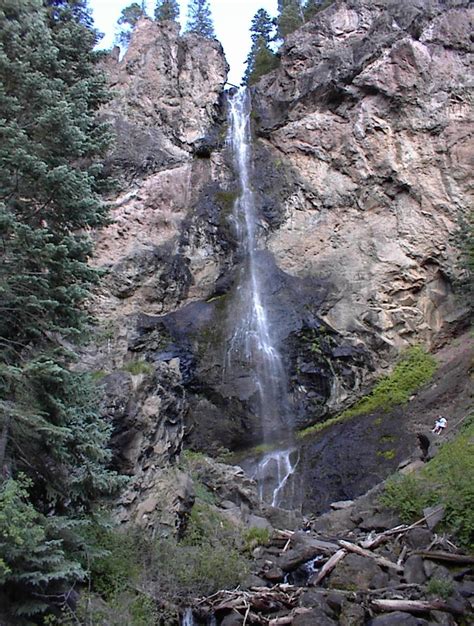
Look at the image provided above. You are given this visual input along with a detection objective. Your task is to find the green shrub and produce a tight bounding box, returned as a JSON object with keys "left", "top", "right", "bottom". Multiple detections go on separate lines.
{"left": 181, "top": 449, "right": 208, "bottom": 464}
{"left": 215, "top": 189, "right": 238, "bottom": 212}
{"left": 377, "top": 449, "right": 396, "bottom": 460}
{"left": 193, "top": 481, "right": 217, "bottom": 505}
{"left": 426, "top": 578, "right": 454, "bottom": 600}
{"left": 381, "top": 421, "right": 474, "bottom": 548}
{"left": 87, "top": 505, "right": 250, "bottom": 609}
{"left": 380, "top": 474, "right": 434, "bottom": 523}
{"left": 123, "top": 361, "right": 154, "bottom": 376}
{"left": 244, "top": 527, "right": 270, "bottom": 552}
{"left": 88, "top": 527, "right": 145, "bottom": 599}
{"left": 153, "top": 503, "right": 249, "bottom": 598}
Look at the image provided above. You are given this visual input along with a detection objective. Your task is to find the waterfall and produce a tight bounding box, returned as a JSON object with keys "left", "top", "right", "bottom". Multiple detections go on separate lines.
{"left": 181, "top": 607, "right": 195, "bottom": 626}
{"left": 226, "top": 88, "right": 297, "bottom": 508}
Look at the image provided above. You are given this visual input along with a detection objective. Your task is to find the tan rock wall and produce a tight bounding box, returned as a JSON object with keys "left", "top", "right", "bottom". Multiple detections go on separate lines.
{"left": 255, "top": 0, "right": 472, "bottom": 350}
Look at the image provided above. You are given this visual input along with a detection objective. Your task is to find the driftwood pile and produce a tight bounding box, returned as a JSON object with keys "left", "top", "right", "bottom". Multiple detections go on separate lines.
{"left": 195, "top": 519, "right": 473, "bottom": 624}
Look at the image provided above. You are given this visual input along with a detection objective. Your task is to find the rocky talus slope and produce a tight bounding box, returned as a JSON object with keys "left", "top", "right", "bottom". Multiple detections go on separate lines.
{"left": 197, "top": 492, "right": 474, "bottom": 626}
{"left": 81, "top": 4, "right": 473, "bottom": 617}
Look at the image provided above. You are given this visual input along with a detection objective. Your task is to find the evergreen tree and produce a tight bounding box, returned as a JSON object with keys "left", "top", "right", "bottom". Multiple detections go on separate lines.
{"left": 304, "top": 0, "right": 333, "bottom": 20}
{"left": 154, "top": 0, "right": 180, "bottom": 22}
{"left": 116, "top": 1, "right": 146, "bottom": 46}
{"left": 0, "top": 0, "right": 121, "bottom": 617}
{"left": 186, "top": 0, "right": 215, "bottom": 38}
{"left": 277, "top": 0, "right": 304, "bottom": 39}
{"left": 243, "top": 9, "right": 278, "bottom": 85}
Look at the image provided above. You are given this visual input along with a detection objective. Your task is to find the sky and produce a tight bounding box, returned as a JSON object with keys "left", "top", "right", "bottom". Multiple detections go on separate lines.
{"left": 90, "top": 0, "right": 278, "bottom": 85}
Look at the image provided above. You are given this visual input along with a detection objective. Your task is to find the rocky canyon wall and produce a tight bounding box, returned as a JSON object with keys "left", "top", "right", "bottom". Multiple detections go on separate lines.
{"left": 85, "top": 2, "right": 472, "bottom": 526}
{"left": 253, "top": 0, "right": 472, "bottom": 352}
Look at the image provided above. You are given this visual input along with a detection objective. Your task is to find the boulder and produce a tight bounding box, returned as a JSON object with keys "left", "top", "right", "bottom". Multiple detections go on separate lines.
{"left": 328, "top": 554, "right": 389, "bottom": 591}
{"left": 340, "top": 599, "right": 366, "bottom": 626}
{"left": 404, "top": 528, "right": 434, "bottom": 551}
{"left": 368, "top": 612, "right": 430, "bottom": 625}
{"left": 404, "top": 555, "right": 427, "bottom": 585}
{"left": 292, "top": 607, "right": 337, "bottom": 626}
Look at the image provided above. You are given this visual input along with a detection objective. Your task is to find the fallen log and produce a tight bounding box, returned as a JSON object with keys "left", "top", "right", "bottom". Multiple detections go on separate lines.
{"left": 309, "top": 548, "right": 347, "bottom": 586}
{"left": 371, "top": 598, "right": 465, "bottom": 615}
{"left": 210, "top": 586, "right": 300, "bottom": 615}
{"left": 397, "top": 545, "right": 408, "bottom": 567}
{"left": 413, "top": 550, "right": 474, "bottom": 565}
{"left": 361, "top": 517, "right": 427, "bottom": 549}
{"left": 338, "top": 540, "right": 403, "bottom": 572}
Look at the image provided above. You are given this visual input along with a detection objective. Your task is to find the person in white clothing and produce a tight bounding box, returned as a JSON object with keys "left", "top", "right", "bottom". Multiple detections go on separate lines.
{"left": 432, "top": 416, "right": 447, "bottom": 435}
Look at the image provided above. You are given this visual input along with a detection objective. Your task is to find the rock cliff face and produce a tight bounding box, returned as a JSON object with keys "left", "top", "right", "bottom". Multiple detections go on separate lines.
{"left": 87, "top": 2, "right": 472, "bottom": 524}
{"left": 253, "top": 0, "right": 472, "bottom": 352}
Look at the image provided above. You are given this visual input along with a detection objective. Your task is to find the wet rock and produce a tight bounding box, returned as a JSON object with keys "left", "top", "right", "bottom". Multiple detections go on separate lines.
{"left": 458, "top": 579, "right": 474, "bottom": 598}
{"left": 299, "top": 588, "right": 332, "bottom": 611}
{"left": 340, "top": 599, "right": 366, "bottom": 626}
{"left": 261, "top": 565, "right": 285, "bottom": 583}
{"left": 405, "top": 528, "right": 434, "bottom": 551}
{"left": 357, "top": 508, "right": 401, "bottom": 532}
{"left": 429, "top": 611, "right": 457, "bottom": 625}
{"left": 292, "top": 607, "right": 337, "bottom": 626}
{"left": 278, "top": 545, "right": 326, "bottom": 573}
{"left": 263, "top": 506, "right": 303, "bottom": 531}
{"left": 404, "top": 555, "right": 427, "bottom": 585}
{"left": 331, "top": 499, "right": 354, "bottom": 510}
{"left": 328, "top": 554, "right": 389, "bottom": 591}
{"left": 368, "top": 612, "right": 430, "bottom": 626}
{"left": 220, "top": 613, "right": 244, "bottom": 626}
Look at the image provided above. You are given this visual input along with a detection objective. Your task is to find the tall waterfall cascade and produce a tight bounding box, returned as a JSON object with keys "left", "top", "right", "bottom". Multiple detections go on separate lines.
{"left": 225, "top": 88, "right": 298, "bottom": 508}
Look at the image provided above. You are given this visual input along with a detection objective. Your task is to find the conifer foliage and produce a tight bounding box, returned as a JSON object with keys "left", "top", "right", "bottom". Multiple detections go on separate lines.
{"left": 186, "top": 0, "right": 215, "bottom": 38}
{"left": 154, "top": 0, "right": 180, "bottom": 22}
{"left": 116, "top": 1, "right": 147, "bottom": 46}
{"left": 277, "top": 0, "right": 304, "bottom": 39}
{"left": 243, "top": 9, "right": 278, "bottom": 86}
{"left": 0, "top": 0, "right": 120, "bottom": 618}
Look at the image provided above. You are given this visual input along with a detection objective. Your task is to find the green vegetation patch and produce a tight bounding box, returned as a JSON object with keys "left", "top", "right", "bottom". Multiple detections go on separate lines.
{"left": 88, "top": 503, "right": 250, "bottom": 621}
{"left": 380, "top": 417, "right": 474, "bottom": 549}
{"left": 123, "top": 361, "right": 154, "bottom": 376}
{"left": 298, "top": 346, "right": 437, "bottom": 440}
{"left": 215, "top": 189, "right": 238, "bottom": 212}
{"left": 342, "top": 346, "right": 436, "bottom": 418}
{"left": 426, "top": 578, "right": 454, "bottom": 600}
{"left": 244, "top": 527, "right": 270, "bottom": 552}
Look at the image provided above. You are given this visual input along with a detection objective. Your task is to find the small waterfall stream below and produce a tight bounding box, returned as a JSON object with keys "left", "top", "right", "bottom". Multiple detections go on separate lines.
{"left": 226, "top": 88, "right": 297, "bottom": 508}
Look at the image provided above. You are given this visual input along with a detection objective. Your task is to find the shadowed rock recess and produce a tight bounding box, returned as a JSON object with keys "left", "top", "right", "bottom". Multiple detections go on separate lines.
{"left": 86, "top": 0, "right": 471, "bottom": 553}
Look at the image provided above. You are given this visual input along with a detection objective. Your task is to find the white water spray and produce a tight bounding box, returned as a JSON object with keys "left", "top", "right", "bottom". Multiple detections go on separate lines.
{"left": 226, "top": 88, "right": 297, "bottom": 508}
{"left": 181, "top": 607, "right": 195, "bottom": 626}
{"left": 255, "top": 448, "right": 299, "bottom": 507}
